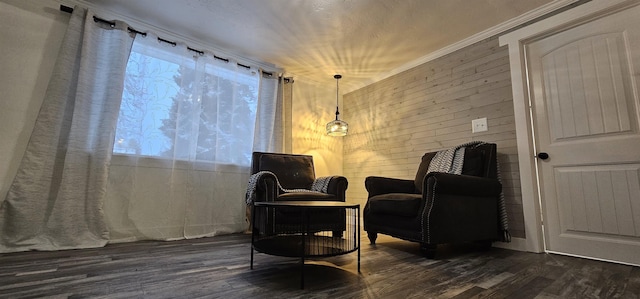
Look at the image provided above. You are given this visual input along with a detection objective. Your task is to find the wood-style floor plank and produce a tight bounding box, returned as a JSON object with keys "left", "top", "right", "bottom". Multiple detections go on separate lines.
{"left": 1, "top": 233, "right": 638, "bottom": 298}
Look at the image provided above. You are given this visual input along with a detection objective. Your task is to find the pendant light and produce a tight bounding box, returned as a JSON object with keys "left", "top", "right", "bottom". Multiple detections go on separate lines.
{"left": 326, "top": 74, "right": 348, "bottom": 136}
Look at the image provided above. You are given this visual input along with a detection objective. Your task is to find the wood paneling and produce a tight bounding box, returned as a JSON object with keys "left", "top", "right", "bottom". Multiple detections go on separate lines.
{"left": 343, "top": 36, "right": 525, "bottom": 238}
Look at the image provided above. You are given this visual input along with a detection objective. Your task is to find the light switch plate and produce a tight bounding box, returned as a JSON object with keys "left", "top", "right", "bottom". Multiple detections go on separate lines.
{"left": 472, "top": 117, "right": 488, "bottom": 133}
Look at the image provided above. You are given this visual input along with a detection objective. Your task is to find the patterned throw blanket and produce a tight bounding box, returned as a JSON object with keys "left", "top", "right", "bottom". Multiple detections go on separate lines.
{"left": 428, "top": 141, "right": 511, "bottom": 242}
{"left": 245, "top": 171, "right": 332, "bottom": 205}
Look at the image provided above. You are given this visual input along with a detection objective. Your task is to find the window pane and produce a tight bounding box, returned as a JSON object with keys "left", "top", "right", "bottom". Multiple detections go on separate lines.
{"left": 113, "top": 42, "right": 259, "bottom": 166}
{"left": 114, "top": 52, "right": 181, "bottom": 156}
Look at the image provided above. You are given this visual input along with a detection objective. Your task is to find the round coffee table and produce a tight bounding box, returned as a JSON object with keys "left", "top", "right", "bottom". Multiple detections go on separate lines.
{"left": 250, "top": 201, "right": 360, "bottom": 289}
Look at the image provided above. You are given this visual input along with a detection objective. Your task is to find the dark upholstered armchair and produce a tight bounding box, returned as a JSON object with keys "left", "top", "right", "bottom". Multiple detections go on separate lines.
{"left": 248, "top": 152, "right": 348, "bottom": 235}
{"left": 249, "top": 152, "right": 348, "bottom": 203}
{"left": 364, "top": 143, "right": 502, "bottom": 258}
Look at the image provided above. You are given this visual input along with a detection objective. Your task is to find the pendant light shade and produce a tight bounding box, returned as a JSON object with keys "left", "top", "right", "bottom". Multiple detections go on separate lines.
{"left": 326, "top": 74, "right": 348, "bottom": 136}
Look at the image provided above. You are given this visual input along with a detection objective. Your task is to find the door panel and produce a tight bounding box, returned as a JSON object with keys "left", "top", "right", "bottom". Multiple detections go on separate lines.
{"left": 555, "top": 165, "right": 640, "bottom": 237}
{"left": 541, "top": 33, "right": 634, "bottom": 140}
{"left": 527, "top": 4, "right": 640, "bottom": 265}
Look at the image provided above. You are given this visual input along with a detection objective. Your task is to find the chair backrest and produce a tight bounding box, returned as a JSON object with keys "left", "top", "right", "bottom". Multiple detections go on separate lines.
{"left": 251, "top": 152, "right": 316, "bottom": 189}
{"left": 413, "top": 143, "right": 498, "bottom": 192}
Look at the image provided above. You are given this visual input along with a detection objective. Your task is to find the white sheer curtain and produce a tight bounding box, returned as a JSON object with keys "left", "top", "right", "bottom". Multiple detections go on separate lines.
{"left": 0, "top": 7, "right": 134, "bottom": 252}
{"left": 253, "top": 74, "right": 284, "bottom": 153}
{"left": 104, "top": 33, "right": 283, "bottom": 242}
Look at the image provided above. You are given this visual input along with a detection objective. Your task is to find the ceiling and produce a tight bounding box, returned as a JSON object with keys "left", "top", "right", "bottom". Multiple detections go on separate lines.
{"left": 81, "top": 0, "right": 557, "bottom": 92}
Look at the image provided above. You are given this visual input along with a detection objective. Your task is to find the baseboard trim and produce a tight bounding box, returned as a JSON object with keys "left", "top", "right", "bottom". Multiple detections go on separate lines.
{"left": 493, "top": 237, "right": 537, "bottom": 252}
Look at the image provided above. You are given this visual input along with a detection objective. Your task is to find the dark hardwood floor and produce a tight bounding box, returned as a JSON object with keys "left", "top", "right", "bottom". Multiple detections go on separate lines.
{"left": 1, "top": 232, "right": 639, "bottom": 298}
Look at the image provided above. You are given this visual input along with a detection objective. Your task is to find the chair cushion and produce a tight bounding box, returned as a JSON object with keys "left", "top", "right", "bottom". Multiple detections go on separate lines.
{"left": 461, "top": 148, "right": 484, "bottom": 177}
{"left": 367, "top": 193, "right": 422, "bottom": 217}
{"left": 413, "top": 148, "right": 485, "bottom": 193}
{"left": 259, "top": 154, "right": 315, "bottom": 189}
{"left": 278, "top": 192, "right": 334, "bottom": 200}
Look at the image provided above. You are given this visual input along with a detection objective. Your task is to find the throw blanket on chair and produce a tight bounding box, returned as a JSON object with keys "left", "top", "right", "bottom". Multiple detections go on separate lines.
{"left": 245, "top": 171, "right": 332, "bottom": 205}
{"left": 427, "top": 141, "right": 511, "bottom": 242}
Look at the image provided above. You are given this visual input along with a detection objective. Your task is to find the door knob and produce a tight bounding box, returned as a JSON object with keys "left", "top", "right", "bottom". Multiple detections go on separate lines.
{"left": 536, "top": 152, "right": 549, "bottom": 160}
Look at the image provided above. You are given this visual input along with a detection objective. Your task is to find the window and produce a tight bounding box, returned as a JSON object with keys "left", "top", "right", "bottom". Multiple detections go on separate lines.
{"left": 113, "top": 39, "right": 259, "bottom": 166}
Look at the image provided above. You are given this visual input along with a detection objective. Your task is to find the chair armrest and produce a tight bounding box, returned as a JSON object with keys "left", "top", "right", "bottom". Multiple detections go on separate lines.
{"left": 324, "top": 176, "right": 348, "bottom": 202}
{"left": 423, "top": 172, "right": 501, "bottom": 197}
{"left": 422, "top": 172, "right": 502, "bottom": 244}
{"left": 252, "top": 172, "right": 279, "bottom": 203}
{"left": 365, "top": 176, "right": 417, "bottom": 198}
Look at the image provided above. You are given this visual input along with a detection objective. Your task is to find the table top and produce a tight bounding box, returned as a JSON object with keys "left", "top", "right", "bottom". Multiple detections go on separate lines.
{"left": 253, "top": 201, "right": 359, "bottom": 208}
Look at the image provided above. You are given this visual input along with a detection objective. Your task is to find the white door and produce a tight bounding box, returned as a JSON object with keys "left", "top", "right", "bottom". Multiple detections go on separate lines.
{"left": 526, "top": 4, "right": 640, "bottom": 265}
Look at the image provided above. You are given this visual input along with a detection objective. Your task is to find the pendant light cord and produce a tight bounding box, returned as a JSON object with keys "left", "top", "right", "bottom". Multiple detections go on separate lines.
{"left": 335, "top": 74, "right": 341, "bottom": 120}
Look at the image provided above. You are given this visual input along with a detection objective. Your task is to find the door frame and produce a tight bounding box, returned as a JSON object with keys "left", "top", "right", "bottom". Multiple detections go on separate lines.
{"left": 499, "top": 0, "right": 640, "bottom": 254}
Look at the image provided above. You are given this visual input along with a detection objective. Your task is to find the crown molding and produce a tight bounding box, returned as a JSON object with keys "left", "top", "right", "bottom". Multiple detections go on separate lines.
{"left": 344, "top": 0, "right": 583, "bottom": 94}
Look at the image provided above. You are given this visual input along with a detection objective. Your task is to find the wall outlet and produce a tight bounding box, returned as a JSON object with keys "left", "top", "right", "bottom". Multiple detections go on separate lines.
{"left": 472, "top": 117, "right": 488, "bottom": 133}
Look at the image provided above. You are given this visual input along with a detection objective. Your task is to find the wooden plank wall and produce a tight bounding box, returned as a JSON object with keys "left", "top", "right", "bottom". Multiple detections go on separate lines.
{"left": 343, "top": 36, "right": 525, "bottom": 239}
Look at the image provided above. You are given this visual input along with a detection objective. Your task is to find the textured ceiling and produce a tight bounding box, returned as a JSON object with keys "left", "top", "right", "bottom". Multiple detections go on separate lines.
{"left": 81, "top": 0, "right": 556, "bottom": 91}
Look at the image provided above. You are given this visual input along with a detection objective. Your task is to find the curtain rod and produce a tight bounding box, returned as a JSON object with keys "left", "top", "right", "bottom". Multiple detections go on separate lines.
{"left": 60, "top": 5, "right": 147, "bottom": 36}
{"left": 58, "top": 4, "right": 276, "bottom": 76}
